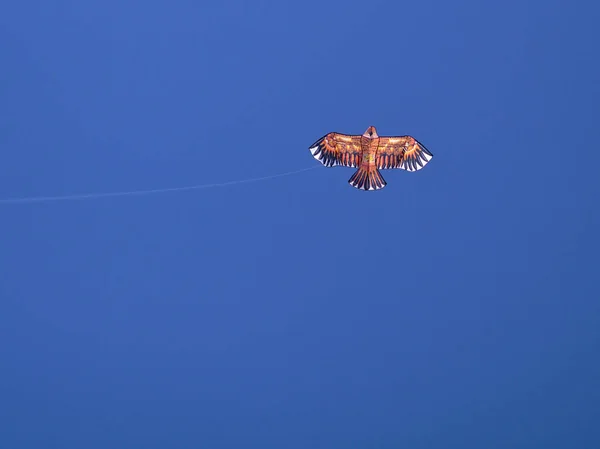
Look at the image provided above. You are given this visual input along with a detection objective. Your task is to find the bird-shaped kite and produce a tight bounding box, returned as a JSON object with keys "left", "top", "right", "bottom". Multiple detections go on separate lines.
{"left": 309, "top": 126, "right": 433, "bottom": 191}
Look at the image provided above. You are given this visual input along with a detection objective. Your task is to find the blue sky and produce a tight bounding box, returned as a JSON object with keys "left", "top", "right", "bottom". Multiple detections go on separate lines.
{"left": 1, "top": 1, "right": 599, "bottom": 448}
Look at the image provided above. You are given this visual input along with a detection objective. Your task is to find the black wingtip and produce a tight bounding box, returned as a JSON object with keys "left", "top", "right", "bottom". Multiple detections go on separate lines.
{"left": 416, "top": 139, "right": 433, "bottom": 156}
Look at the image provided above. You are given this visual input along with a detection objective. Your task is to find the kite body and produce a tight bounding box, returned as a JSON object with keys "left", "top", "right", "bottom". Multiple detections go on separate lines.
{"left": 308, "top": 126, "right": 433, "bottom": 191}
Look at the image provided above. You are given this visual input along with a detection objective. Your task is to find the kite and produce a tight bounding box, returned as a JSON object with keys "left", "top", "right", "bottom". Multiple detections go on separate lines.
{"left": 309, "top": 126, "right": 433, "bottom": 191}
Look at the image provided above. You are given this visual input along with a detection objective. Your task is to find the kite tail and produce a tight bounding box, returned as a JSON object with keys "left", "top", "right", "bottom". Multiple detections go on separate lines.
{"left": 348, "top": 167, "right": 387, "bottom": 191}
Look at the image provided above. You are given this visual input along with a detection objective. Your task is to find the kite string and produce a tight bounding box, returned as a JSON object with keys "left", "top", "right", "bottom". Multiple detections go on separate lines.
{"left": 0, "top": 165, "right": 320, "bottom": 204}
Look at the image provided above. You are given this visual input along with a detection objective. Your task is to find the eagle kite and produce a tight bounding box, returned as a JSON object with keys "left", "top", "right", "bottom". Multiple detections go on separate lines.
{"left": 309, "top": 126, "right": 433, "bottom": 191}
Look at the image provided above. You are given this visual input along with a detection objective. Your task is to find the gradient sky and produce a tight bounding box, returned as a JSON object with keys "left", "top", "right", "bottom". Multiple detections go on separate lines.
{"left": 1, "top": 1, "right": 599, "bottom": 448}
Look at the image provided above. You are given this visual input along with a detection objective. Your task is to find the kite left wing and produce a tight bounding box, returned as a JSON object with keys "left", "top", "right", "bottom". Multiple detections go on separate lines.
{"left": 376, "top": 136, "right": 433, "bottom": 172}
{"left": 309, "top": 132, "right": 363, "bottom": 168}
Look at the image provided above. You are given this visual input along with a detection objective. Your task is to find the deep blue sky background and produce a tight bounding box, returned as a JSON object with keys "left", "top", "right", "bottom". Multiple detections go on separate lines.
{"left": 1, "top": 1, "right": 599, "bottom": 448}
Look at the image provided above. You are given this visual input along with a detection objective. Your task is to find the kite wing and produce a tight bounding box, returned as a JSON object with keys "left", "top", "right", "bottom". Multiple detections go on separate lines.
{"left": 309, "top": 132, "right": 363, "bottom": 167}
{"left": 376, "top": 136, "right": 433, "bottom": 171}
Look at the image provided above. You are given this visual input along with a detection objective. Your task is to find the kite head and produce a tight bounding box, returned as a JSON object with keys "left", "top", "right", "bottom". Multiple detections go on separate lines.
{"left": 363, "top": 126, "right": 378, "bottom": 138}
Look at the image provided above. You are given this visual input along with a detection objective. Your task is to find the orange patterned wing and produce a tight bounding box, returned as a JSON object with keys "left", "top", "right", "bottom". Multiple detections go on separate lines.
{"left": 309, "top": 132, "right": 363, "bottom": 167}
{"left": 376, "top": 136, "right": 433, "bottom": 171}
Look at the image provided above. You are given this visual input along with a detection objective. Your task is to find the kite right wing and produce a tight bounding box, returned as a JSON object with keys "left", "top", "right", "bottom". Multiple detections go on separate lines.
{"left": 376, "top": 136, "right": 433, "bottom": 172}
